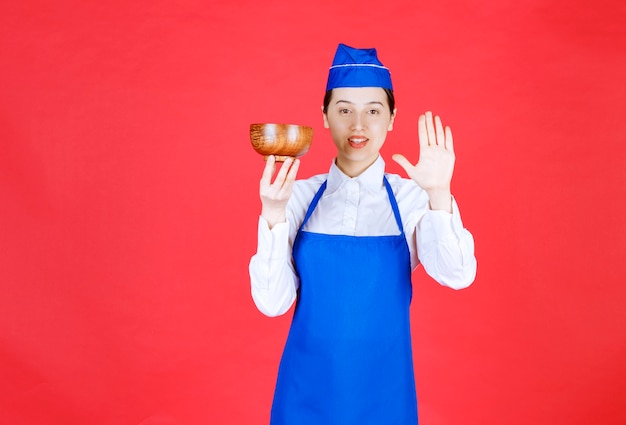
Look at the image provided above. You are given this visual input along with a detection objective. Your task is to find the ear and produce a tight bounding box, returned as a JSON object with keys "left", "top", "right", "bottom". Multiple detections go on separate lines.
{"left": 388, "top": 108, "right": 397, "bottom": 131}
{"left": 322, "top": 105, "right": 330, "bottom": 129}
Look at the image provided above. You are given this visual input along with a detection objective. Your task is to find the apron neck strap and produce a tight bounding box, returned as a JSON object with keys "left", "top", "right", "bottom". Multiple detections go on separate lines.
{"left": 383, "top": 176, "right": 404, "bottom": 234}
{"left": 298, "top": 176, "right": 405, "bottom": 235}
{"left": 299, "top": 180, "right": 327, "bottom": 233}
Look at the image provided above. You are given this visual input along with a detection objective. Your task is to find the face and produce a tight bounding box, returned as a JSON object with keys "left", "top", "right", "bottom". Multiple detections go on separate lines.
{"left": 323, "top": 87, "right": 396, "bottom": 177}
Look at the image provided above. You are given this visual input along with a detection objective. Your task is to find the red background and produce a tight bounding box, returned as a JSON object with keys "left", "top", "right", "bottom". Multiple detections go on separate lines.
{"left": 1, "top": 1, "right": 625, "bottom": 424}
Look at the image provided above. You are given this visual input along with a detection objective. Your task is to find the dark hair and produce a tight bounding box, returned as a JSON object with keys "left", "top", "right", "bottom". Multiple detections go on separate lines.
{"left": 322, "top": 88, "right": 395, "bottom": 115}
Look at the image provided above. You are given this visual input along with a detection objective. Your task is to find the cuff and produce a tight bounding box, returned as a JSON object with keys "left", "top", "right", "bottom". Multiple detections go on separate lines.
{"left": 256, "top": 215, "right": 292, "bottom": 261}
{"left": 422, "top": 196, "right": 466, "bottom": 242}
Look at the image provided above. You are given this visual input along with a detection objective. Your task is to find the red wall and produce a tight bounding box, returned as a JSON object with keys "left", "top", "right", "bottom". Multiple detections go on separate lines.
{"left": 1, "top": 1, "right": 625, "bottom": 424}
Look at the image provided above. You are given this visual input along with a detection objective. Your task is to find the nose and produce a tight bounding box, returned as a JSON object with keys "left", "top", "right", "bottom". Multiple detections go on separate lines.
{"left": 351, "top": 112, "right": 364, "bottom": 131}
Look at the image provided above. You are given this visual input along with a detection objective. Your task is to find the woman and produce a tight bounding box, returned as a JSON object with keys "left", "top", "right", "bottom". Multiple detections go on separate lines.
{"left": 249, "top": 43, "right": 476, "bottom": 425}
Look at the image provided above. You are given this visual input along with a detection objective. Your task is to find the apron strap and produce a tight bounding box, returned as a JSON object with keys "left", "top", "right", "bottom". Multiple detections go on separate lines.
{"left": 298, "top": 181, "right": 327, "bottom": 233}
{"left": 383, "top": 176, "right": 405, "bottom": 235}
{"left": 298, "top": 176, "right": 405, "bottom": 235}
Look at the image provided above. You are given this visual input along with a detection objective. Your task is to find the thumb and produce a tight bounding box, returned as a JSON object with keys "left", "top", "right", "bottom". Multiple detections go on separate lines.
{"left": 391, "top": 153, "right": 413, "bottom": 173}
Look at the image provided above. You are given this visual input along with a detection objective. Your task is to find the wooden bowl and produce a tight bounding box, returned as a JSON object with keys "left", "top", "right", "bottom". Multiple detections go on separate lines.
{"left": 250, "top": 123, "right": 313, "bottom": 162}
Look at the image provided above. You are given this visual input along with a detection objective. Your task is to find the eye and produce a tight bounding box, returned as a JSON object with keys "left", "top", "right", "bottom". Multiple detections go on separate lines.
{"left": 368, "top": 109, "right": 380, "bottom": 115}
{"left": 339, "top": 108, "right": 351, "bottom": 114}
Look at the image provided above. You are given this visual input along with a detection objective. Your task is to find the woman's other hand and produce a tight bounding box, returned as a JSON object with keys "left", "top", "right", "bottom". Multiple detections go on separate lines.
{"left": 392, "top": 111, "right": 454, "bottom": 212}
{"left": 260, "top": 155, "right": 300, "bottom": 229}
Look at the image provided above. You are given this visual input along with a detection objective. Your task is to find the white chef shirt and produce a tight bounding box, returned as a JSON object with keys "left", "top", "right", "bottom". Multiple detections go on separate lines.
{"left": 249, "top": 156, "right": 476, "bottom": 317}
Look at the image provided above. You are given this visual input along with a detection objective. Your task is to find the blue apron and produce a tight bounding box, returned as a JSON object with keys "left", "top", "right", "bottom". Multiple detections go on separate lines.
{"left": 271, "top": 177, "right": 418, "bottom": 425}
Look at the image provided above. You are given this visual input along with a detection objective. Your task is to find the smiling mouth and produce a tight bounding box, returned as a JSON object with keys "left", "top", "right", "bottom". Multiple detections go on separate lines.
{"left": 348, "top": 136, "right": 368, "bottom": 148}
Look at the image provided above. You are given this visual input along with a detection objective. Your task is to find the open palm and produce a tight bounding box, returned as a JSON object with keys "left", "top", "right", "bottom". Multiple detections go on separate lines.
{"left": 392, "top": 111, "right": 455, "bottom": 193}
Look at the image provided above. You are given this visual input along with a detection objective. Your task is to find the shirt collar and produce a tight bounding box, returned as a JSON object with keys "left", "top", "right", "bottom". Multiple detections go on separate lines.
{"left": 326, "top": 155, "right": 386, "bottom": 194}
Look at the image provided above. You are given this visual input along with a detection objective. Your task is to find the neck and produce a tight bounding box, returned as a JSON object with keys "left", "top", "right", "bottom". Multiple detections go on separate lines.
{"left": 335, "top": 155, "right": 378, "bottom": 178}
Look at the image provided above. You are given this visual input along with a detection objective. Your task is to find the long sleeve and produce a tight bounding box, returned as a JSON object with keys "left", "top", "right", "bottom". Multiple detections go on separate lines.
{"left": 414, "top": 198, "right": 476, "bottom": 289}
{"left": 248, "top": 157, "right": 476, "bottom": 318}
{"left": 249, "top": 216, "right": 300, "bottom": 317}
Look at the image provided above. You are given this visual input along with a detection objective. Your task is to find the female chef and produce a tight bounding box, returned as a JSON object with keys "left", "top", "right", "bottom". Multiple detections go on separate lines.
{"left": 249, "top": 43, "right": 477, "bottom": 425}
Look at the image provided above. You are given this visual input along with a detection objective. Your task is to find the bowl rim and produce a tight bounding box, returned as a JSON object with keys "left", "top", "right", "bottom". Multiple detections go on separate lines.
{"left": 250, "top": 122, "right": 314, "bottom": 130}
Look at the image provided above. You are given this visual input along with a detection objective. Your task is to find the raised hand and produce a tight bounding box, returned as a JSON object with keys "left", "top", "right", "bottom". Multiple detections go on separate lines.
{"left": 259, "top": 155, "right": 300, "bottom": 228}
{"left": 392, "top": 111, "right": 455, "bottom": 212}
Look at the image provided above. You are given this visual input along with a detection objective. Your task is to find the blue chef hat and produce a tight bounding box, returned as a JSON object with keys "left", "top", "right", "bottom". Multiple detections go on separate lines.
{"left": 326, "top": 43, "right": 393, "bottom": 91}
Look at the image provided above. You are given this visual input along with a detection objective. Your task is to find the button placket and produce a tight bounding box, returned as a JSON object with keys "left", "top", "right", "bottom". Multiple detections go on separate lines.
{"left": 342, "top": 180, "right": 359, "bottom": 235}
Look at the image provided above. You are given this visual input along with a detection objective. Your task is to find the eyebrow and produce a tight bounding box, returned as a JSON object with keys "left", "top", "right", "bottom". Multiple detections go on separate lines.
{"left": 334, "top": 100, "right": 385, "bottom": 106}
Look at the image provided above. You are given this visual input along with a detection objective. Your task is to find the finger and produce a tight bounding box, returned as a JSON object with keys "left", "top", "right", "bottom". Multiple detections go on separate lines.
{"left": 287, "top": 158, "right": 300, "bottom": 180}
{"left": 418, "top": 114, "right": 428, "bottom": 151}
{"left": 435, "top": 115, "right": 445, "bottom": 147}
{"left": 391, "top": 153, "right": 414, "bottom": 173}
{"left": 445, "top": 126, "right": 454, "bottom": 152}
{"left": 281, "top": 159, "right": 300, "bottom": 192}
{"left": 273, "top": 157, "right": 294, "bottom": 188}
{"left": 425, "top": 111, "right": 436, "bottom": 146}
{"left": 260, "top": 155, "right": 276, "bottom": 186}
